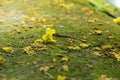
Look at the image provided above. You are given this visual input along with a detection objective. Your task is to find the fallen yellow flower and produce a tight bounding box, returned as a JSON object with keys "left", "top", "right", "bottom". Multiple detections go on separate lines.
{"left": 42, "top": 28, "right": 56, "bottom": 43}
{"left": 113, "top": 17, "right": 120, "bottom": 24}
{"left": 2, "top": 47, "right": 14, "bottom": 53}
{"left": 23, "top": 46, "right": 35, "bottom": 56}
{"left": 57, "top": 75, "right": 66, "bottom": 80}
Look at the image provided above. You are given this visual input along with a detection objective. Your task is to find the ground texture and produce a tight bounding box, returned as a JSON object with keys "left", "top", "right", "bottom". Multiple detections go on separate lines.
{"left": 0, "top": 0, "right": 120, "bottom": 80}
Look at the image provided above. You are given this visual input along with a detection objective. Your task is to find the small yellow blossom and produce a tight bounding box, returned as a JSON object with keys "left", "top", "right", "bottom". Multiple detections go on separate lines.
{"left": 42, "top": 28, "right": 56, "bottom": 43}
{"left": 57, "top": 75, "right": 66, "bottom": 80}
{"left": 2, "top": 47, "right": 14, "bottom": 53}
{"left": 113, "top": 17, "right": 120, "bottom": 24}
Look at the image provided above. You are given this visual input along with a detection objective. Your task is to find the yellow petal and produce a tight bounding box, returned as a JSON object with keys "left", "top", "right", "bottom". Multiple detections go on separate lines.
{"left": 79, "top": 43, "right": 89, "bottom": 48}
{"left": 62, "top": 64, "right": 69, "bottom": 72}
{"left": 101, "top": 45, "right": 112, "bottom": 50}
{"left": 46, "top": 28, "right": 56, "bottom": 35}
{"left": 57, "top": 75, "right": 66, "bottom": 80}
{"left": 0, "top": 56, "right": 6, "bottom": 64}
{"left": 2, "top": 47, "right": 14, "bottom": 53}
{"left": 61, "top": 57, "right": 69, "bottom": 62}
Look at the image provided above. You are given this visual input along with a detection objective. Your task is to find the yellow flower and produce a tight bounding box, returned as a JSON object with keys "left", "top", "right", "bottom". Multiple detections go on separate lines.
{"left": 113, "top": 17, "right": 120, "bottom": 24}
{"left": 2, "top": 47, "right": 14, "bottom": 53}
{"left": 42, "top": 28, "right": 56, "bottom": 43}
{"left": 57, "top": 75, "right": 66, "bottom": 80}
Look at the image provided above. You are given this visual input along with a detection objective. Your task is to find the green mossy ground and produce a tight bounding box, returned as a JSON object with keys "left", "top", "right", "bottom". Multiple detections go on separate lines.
{"left": 0, "top": 0, "right": 120, "bottom": 80}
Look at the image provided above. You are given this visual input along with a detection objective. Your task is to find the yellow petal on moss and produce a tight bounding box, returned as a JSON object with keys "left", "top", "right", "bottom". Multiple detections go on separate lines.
{"left": 57, "top": 75, "right": 66, "bottom": 80}
{"left": 23, "top": 46, "right": 35, "bottom": 56}
{"left": 68, "top": 45, "right": 81, "bottom": 50}
{"left": 93, "top": 51, "right": 101, "bottom": 56}
{"left": 113, "top": 17, "right": 120, "bottom": 24}
{"left": 42, "top": 28, "right": 56, "bottom": 43}
{"left": 62, "top": 64, "right": 69, "bottom": 72}
{"left": 2, "top": 47, "right": 14, "bottom": 53}
{"left": 61, "top": 57, "right": 69, "bottom": 62}
{"left": 52, "top": 58, "right": 57, "bottom": 63}
{"left": 0, "top": 56, "right": 6, "bottom": 64}
{"left": 79, "top": 43, "right": 89, "bottom": 48}
{"left": 39, "top": 66, "right": 50, "bottom": 72}
{"left": 46, "top": 28, "right": 55, "bottom": 35}
{"left": 93, "top": 29, "right": 102, "bottom": 35}
{"left": 101, "top": 45, "right": 112, "bottom": 50}
{"left": 39, "top": 18, "right": 46, "bottom": 23}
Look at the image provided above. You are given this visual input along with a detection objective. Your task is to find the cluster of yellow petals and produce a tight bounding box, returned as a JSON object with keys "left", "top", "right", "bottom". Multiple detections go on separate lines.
{"left": 42, "top": 28, "right": 56, "bottom": 43}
